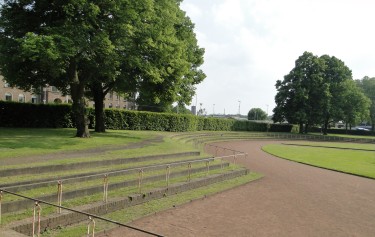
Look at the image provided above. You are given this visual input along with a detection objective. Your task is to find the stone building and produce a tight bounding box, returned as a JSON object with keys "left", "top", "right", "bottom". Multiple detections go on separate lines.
{"left": 0, "top": 76, "right": 136, "bottom": 109}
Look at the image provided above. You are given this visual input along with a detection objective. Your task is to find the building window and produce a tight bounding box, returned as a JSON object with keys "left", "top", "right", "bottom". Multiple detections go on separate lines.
{"left": 109, "top": 103, "right": 113, "bottom": 108}
{"left": 109, "top": 92, "right": 114, "bottom": 100}
{"left": 5, "top": 93, "right": 12, "bottom": 101}
{"left": 31, "top": 96, "right": 38, "bottom": 104}
{"left": 18, "top": 94, "right": 25, "bottom": 103}
{"left": 54, "top": 98, "right": 62, "bottom": 104}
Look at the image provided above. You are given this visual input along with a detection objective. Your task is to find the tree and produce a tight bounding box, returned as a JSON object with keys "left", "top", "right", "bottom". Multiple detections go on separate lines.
{"left": 0, "top": 0, "right": 138, "bottom": 137}
{"left": 340, "top": 79, "right": 370, "bottom": 130}
{"left": 88, "top": 0, "right": 205, "bottom": 130}
{"left": 319, "top": 55, "right": 353, "bottom": 135}
{"left": 248, "top": 108, "right": 267, "bottom": 120}
{"left": 135, "top": 0, "right": 205, "bottom": 113}
{"left": 0, "top": 0, "right": 204, "bottom": 135}
{"left": 273, "top": 52, "right": 327, "bottom": 133}
{"left": 356, "top": 76, "right": 375, "bottom": 132}
{"left": 273, "top": 51, "right": 370, "bottom": 135}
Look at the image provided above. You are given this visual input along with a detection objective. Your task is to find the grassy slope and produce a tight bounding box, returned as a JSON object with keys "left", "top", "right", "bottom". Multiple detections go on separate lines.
{"left": 262, "top": 144, "right": 375, "bottom": 179}
{"left": 0, "top": 128, "right": 261, "bottom": 236}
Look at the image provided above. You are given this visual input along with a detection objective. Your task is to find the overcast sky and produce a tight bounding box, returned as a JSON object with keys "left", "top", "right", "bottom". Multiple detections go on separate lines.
{"left": 181, "top": 0, "right": 375, "bottom": 116}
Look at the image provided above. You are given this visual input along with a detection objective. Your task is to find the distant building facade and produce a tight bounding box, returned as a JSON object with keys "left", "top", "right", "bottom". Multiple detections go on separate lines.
{"left": 0, "top": 76, "right": 136, "bottom": 109}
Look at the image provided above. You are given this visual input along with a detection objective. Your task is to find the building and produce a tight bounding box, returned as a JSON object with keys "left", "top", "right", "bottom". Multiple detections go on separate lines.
{"left": 0, "top": 76, "right": 136, "bottom": 109}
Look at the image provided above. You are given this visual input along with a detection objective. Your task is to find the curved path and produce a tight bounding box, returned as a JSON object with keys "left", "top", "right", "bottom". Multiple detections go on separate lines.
{"left": 100, "top": 140, "right": 375, "bottom": 237}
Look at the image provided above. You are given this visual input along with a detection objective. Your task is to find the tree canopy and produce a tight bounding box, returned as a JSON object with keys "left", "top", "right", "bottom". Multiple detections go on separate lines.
{"left": 356, "top": 76, "right": 375, "bottom": 132}
{"left": 273, "top": 51, "right": 369, "bottom": 134}
{"left": 0, "top": 0, "right": 205, "bottom": 135}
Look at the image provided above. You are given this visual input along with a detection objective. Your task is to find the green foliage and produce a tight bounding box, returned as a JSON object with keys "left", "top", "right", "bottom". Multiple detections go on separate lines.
{"left": 248, "top": 108, "right": 268, "bottom": 120}
{"left": 356, "top": 76, "right": 375, "bottom": 131}
{"left": 273, "top": 51, "right": 369, "bottom": 134}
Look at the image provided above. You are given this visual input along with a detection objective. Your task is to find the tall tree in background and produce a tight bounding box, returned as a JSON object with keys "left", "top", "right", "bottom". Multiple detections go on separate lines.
{"left": 273, "top": 52, "right": 327, "bottom": 133}
{"left": 319, "top": 55, "right": 352, "bottom": 135}
{"left": 341, "top": 79, "right": 370, "bottom": 130}
{"left": 356, "top": 76, "right": 375, "bottom": 132}
{"left": 248, "top": 108, "right": 267, "bottom": 120}
{"left": 273, "top": 51, "right": 369, "bottom": 134}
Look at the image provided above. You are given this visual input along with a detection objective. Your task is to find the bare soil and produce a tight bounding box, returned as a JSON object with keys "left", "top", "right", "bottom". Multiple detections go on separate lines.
{"left": 99, "top": 140, "right": 375, "bottom": 237}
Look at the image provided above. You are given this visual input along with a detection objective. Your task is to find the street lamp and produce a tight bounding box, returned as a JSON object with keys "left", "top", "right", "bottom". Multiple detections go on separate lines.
{"left": 238, "top": 100, "right": 241, "bottom": 116}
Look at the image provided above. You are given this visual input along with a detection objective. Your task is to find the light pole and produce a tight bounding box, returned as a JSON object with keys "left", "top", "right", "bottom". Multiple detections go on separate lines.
{"left": 238, "top": 100, "right": 241, "bottom": 117}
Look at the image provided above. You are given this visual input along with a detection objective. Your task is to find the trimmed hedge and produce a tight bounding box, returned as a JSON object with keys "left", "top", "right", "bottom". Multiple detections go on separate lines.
{"left": 0, "top": 101, "right": 74, "bottom": 128}
{"left": 0, "top": 101, "right": 296, "bottom": 133}
{"left": 309, "top": 127, "right": 374, "bottom": 136}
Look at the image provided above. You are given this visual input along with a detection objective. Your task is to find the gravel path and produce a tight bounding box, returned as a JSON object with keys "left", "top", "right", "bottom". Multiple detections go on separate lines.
{"left": 99, "top": 140, "right": 375, "bottom": 237}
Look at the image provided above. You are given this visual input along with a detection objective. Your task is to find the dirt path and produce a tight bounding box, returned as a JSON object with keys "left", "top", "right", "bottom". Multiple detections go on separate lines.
{"left": 99, "top": 140, "right": 375, "bottom": 237}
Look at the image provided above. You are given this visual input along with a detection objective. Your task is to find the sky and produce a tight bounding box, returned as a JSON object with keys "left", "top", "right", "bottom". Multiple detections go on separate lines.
{"left": 180, "top": 0, "right": 375, "bottom": 116}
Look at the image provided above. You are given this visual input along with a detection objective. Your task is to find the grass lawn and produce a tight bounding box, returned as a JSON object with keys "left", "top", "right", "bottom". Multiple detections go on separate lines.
{"left": 262, "top": 143, "right": 375, "bottom": 179}
{"left": 0, "top": 128, "right": 156, "bottom": 159}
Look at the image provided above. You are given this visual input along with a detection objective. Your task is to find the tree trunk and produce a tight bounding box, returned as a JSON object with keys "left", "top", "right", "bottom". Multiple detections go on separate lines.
{"left": 299, "top": 123, "right": 304, "bottom": 134}
{"left": 304, "top": 123, "right": 309, "bottom": 134}
{"left": 323, "top": 118, "right": 329, "bottom": 135}
{"left": 92, "top": 82, "right": 106, "bottom": 133}
{"left": 69, "top": 61, "right": 90, "bottom": 138}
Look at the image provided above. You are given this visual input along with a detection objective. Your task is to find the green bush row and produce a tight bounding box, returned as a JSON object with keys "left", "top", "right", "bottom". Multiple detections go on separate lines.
{"left": 0, "top": 101, "right": 295, "bottom": 133}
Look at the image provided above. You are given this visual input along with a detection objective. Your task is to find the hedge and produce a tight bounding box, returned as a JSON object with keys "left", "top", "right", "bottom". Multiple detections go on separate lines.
{"left": 309, "top": 127, "right": 374, "bottom": 136}
{"left": 0, "top": 101, "right": 296, "bottom": 133}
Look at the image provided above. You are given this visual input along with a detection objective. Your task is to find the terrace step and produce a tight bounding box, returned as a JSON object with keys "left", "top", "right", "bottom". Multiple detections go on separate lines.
{"left": 0, "top": 151, "right": 200, "bottom": 177}
{"left": 1, "top": 162, "right": 230, "bottom": 214}
{"left": 8, "top": 169, "right": 249, "bottom": 236}
{"left": 2, "top": 157, "right": 212, "bottom": 192}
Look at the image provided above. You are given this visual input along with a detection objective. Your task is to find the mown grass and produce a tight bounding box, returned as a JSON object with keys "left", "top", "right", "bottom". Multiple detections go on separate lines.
{"left": 281, "top": 141, "right": 375, "bottom": 150}
{"left": 262, "top": 143, "right": 375, "bottom": 179}
{"left": 40, "top": 172, "right": 262, "bottom": 237}
{"left": 0, "top": 128, "right": 154, "bottom": 159}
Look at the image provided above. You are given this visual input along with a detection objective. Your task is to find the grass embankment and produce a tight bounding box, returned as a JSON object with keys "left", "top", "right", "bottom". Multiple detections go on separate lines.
{"left": 262, "top": 142, "right": 375, "bottom": 179}
{"left": 0, "top": 128, "right": 260, "bottom": 236}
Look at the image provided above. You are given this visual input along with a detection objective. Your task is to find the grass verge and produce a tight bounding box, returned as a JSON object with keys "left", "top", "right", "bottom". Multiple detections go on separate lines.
{"left": 262, "top": 143, "right": 375, "bottom": 179}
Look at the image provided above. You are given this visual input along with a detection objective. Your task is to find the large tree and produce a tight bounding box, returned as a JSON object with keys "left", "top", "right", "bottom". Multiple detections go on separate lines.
{"left": 273, "top": 52, "right": 327, "bottom": 133}
{"left": 319, "top": 55, "right": 353, "bottom": 135}
{"left": 0, "top": 0, "right": 204, "bottom": 135}
{"left": 356, "top": 76, "right": 375, "bottom": 132}
{"left": 0, "top": 0, "right": 136, "bottom": 137}
{"left": 273, "top": 51, "right": 369, "bottom": 134}
{"left": 136, "top": 0, "right": 205, "bottom": 113}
